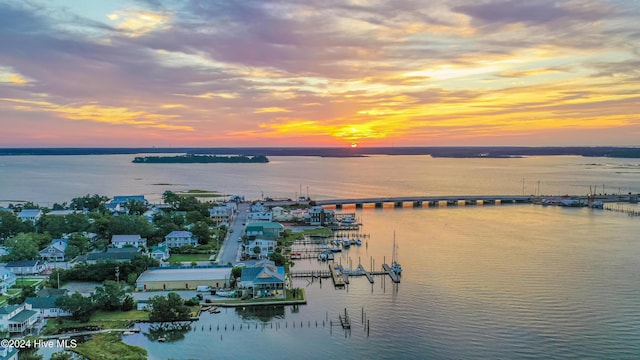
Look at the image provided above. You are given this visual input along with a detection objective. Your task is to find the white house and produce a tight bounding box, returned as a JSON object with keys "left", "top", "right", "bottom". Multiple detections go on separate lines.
{"left": 0, "top": 304, "right": 40, "bottom": 335}
{"left": 244, "top": 238, "right": 277, "bottom": 259}
{"left": 150, "top": 243, "right": 170, "bottom": 262}
{"left": 25, "top": 297, "right": 71, "bottom": 318}
{"left": 247, "top": 211, "right": 273, "bottom": 221}
{"left": 111, "top": 234, "right": 147, "bottom": 249}
{"left": 164, "top": 231, "right": 197, "bottom": 248}
{"left": 0, "top": 268, "right": 16, "bottom": 295}
{"left": 17, "top": 209, "right": 42, "bottom": 223}
{"left": 39, "top": 238, "right": 67, "bottom": 262}
{"left": 4, "top": 261, "right": 45, "bottom": 276}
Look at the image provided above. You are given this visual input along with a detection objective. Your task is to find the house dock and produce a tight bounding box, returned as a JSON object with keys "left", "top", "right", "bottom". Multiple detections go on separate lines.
{"left": 329, "top": 264, "right": 346, "bottom": 287}
{"left": 382, "top": 264, "right": 401, "bottom": 283}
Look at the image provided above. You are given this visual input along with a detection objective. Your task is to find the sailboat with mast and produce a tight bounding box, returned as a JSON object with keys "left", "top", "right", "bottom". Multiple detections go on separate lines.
{"left": 391, "top": 231, "right": 402, "bottom": 274}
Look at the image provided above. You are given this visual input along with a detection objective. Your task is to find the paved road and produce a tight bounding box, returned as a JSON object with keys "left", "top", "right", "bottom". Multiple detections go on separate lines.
{"left": 217, "top": 202, "right": 250, "bottom": 265}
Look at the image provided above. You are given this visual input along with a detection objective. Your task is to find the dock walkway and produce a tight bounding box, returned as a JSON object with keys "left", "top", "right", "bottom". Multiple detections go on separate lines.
{"left": 382, "top": 264, "right": 401, "bottom": 283}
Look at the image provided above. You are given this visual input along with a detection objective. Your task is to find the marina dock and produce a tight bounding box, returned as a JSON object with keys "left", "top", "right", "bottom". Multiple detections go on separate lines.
{"left": 382, "top": 264, "right": 401, "bottom": 283}
{"left": 329, "top": 264, "right": 346, "bottom": 287}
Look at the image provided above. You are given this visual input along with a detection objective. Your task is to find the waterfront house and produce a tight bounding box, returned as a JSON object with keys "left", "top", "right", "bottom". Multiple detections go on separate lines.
{"left": 111, "top": 234, "right": 147, "bottom": 249}
{"left": 164, "top": 231, "right": 197, "bottom": 248}
{"left": 247, "top": 211, "right": 273, "bottom": 221}
{"left": 209, "top": 203, "right": 236, "bottom": 226}
{"left": 25, "top": 296, "right": 71, "bottom": 318}
{"left": 83, "top": 247, "right": 141, "bottom": 265}
{"left": 106, "top": 195, "right": 148, "bottom": 214}
{"left": 307, "top": 206, "right": 335, "bottom": 226}
{"left": 17, "top": 209, "right": 42, "bottom": 223}
{"left": 39, "top": 238, "right": 67, "bottom": 262}
{"left": 4, "top": 261, "right": 45, "bottom": 276}
{"left": 250, "top": 202, "right": 267, "bottom": 212}
{"left": 238, "top": 265, "right": 285, "bottom": 299}
{"left": 150, "top": 243, "right": 170, "bottom": 261}
{"left": 0, "top": 345, "right": 18, "bottom": 360}
{"left": 244, "top": 221, "right": 284, "bottom": 239}
{"left": 243, "top": 238, "right": 277, "bottom": 259}
{"left": 0, "top": 303, "right": 40, "bottom": 335}
{"left": 0, "top": 268, "right": 16, "bottom": 295}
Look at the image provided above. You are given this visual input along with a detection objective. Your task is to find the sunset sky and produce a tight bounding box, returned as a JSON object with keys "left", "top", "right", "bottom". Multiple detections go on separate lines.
{"left": 1, "top": 0, "right": 639, "bottom": 147}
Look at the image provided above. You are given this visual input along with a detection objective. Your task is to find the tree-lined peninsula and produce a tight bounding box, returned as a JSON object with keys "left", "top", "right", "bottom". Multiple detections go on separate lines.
{"left": 132, "top": 154, "right": 269, "bottom": 163}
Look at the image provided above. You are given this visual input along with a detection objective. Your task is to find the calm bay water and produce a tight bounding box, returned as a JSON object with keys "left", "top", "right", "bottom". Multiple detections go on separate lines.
{"left": 2, "top": 154, "right": 640, "bottom": 359}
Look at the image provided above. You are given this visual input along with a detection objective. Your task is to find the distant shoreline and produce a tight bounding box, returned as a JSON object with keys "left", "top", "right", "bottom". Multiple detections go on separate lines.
{"left": 0, "top": 146, "right": 639, "bottom": 158}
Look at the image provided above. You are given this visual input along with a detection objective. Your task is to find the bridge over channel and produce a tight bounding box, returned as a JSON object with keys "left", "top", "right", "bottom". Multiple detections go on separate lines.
{"left": 314, "top": 195, "right": 533, "bottom": 209}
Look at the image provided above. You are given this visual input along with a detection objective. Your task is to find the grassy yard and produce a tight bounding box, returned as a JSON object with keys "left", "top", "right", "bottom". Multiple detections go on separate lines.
{"left": 73, "top": 332, "right": 147, "bottom": 360}
{"left": 14, "top": 278, "right": 43, "bottom": 287}
{"left": 168, "top": 253, "right": 213, "bottom": 263}
{"left": 42, "top": 310, "right": 150, "bottom": 335}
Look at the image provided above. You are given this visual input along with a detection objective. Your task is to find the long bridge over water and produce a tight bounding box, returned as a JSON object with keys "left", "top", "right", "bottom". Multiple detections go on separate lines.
{"left": 312, "top": 194, "right": 637, "bottom": 209}
{"left": 314, "top": 195, "right": 533, "bottom": 209}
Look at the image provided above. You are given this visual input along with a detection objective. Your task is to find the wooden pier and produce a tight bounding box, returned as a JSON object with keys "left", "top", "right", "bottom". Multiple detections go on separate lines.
{"left": 356, "top": 264, "right": 374, "bottom": 284}
{"left": 338, "top": 308, "right": 351, "bottom": 329}
{"left": 382, "top": 264, "right": 401, "bottom": 283}
{"left": 290, "top": 270, "right": 331, "bottom": 278}
{"left": 329, "top": 264, "right": 346, "bottom": 287}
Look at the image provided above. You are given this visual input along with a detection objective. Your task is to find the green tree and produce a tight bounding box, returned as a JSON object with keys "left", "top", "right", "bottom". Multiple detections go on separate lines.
{"left": 70, "top": 194, "right": 109, "bottom": 212}
{"left": 126, "top": 200, "right": 148, "bottom": 216}
{"left": 65, "top": 233, "right": 91, "bottom": 259}
{"left": 231, "top": 266, "right": 243, "bottom": 279}
{"left": 162, "top": 191, "right": 180, "bottom": 208}
{"left": 269, "top": 252, "right": 285, "bottom": 266}
{"left": 253, "top": 246, "right": 261, "bottom": 257}
{"left": 93, "top": 280, "right": 125, "bottom": 311}
{"left": 0, "top": 211, "right": 31, "bottom": 239}
{"left": 56, "top": 292, "right": 94, "bottom": 322}
{"left": 191, "top": 221, "right": 211, "bottom": 245}
{"left": 121, "top": 294, "right": 135, "bottom": 311}
{"left": 4, "top": 233, "right": 40, "bottom": 261}
{"left": 148, "top": 293, "right": 191, "bottom": 322}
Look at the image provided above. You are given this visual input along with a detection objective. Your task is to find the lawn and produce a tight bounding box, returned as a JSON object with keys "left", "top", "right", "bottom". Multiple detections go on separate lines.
{"left": 42, "top": 310, "right": 150, "bottom": 335}
{"left": 73, "top": 332, "right": 147, "bottom": 360}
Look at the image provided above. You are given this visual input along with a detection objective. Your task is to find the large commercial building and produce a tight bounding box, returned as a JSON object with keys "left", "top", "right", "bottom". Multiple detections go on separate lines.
{"left": 135, "top": 267, "right": 232, "bottom": 291}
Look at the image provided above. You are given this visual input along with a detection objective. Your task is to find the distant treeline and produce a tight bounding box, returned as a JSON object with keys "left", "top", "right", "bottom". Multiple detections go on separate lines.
{"left": 2, "top": 147, "right": 640, "bottom": 158}
{"left": 132, "top": 154, "right": 269, "bottom": 163}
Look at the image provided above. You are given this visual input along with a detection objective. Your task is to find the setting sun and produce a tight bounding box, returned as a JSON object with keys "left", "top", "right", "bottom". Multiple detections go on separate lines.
{"left": 351, "top": 143, "right": 358, "bottom": 148}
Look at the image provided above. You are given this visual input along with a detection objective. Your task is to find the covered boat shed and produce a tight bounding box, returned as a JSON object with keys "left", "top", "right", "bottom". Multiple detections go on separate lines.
{"left": 136, "top": 267, "right": 232, "bottom": 291}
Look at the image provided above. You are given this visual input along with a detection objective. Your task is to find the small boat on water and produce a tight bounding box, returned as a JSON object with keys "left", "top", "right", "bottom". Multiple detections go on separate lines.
{"left": 391, "top": 231, "right": 402, "bottom": 275}
{"left": 355, "top": 239, "right": 362, "bottom": 246}
{"left": 342, "top": 237, "right": 351, "bottom": 248}
{"left": 158, "top": 337, "right": 166, "bottom": 342}
{"left": 215, "top": 289, "right": 236, "bottom": 298}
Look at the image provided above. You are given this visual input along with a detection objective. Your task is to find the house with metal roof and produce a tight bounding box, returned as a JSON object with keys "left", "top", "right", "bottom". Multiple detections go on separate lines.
{"left": 17, "top": 209, "right": 42, "bottom": 223}
{"left": 25, "top": 296, "right": 71, "bottom": 318}
{"left": 83, "top": 247, "right": 141, "bottom": 264}
{"left": 39, "top": 238, "right": 67, "bottom": 262}
{"left": 244, "top": 221, "right": 284, "bottom": 239}
{"left": 4, "top": 261, "right": 45, "bottom": 275}
{"left": 135, "top": 267, "right": 232, "bottom": 291}
{"left": 111, "top": 234, "right": 147, "bottom": 249}
{"left": 0, "top": 304, "right": 40, "bottom": 335}
{"left": 150, "top": 243, "right": 170, "bottom": 262}
{"left": 164, "top": 231, "right": 197, "bottom": 248}
{"left": 238, "top": 265, "right": 286, "bottom": 299}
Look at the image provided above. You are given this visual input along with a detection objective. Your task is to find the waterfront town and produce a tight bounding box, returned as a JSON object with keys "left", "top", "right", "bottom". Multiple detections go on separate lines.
{"left": 0, "top": 191, "right": 367, "bottom": 359}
